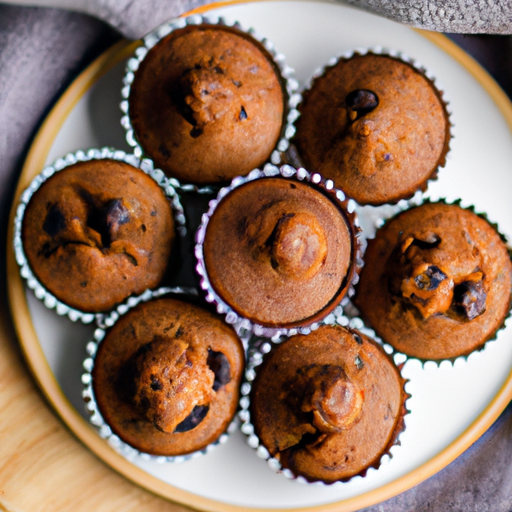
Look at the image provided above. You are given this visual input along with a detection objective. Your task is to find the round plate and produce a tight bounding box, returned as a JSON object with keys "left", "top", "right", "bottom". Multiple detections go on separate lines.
{"left": 7, "top": 1, "right": 512, "bottom": 511}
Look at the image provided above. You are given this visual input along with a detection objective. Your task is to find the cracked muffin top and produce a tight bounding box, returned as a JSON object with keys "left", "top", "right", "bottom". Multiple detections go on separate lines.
{"left": 202, "top": 177, "right": 355, "bottom": 327}
{"left": 22, "top": 159, "right": 174, "bottom": 312}
{"left": 355, "top": 202, "right": 512, "bottom": 360}
{"left": 249, "top": 325, "right": 406, "bottom": 483}
{"left": 128, "top": 24, "right": 285, "bottom": 185}
{"left": 293, "top": 53, "right": 450, "bottom": 205}
{"left": 92, "top": 296, "right": 245, "bottom": 456}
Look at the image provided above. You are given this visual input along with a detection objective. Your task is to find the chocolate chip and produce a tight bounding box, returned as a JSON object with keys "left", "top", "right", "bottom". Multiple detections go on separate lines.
{"left": 158, "top": 143, "right": 171, "bottom": 159}
{"left": 87, "top": 199, "right": 129, "bottom": 248}
{"left": 105, "top": 199, "right": 129, "bottom": 228}
{"left": 150, "top": 377, "right": 163, "bottom": 391}
{"left": 352, "top": 332, "right": 363, "bottom": 345}
{"left": 190, "top": 127, "right": 203, "bottom": 138}
{"left": 239, "top": 106, "right": 247, "bottom": 121}
{"left": 453, "top": 280, "right": 487, "bottom": 320}
{"left": 207, "top": 349, "right": 231, "bottom": 391}
{"left": 43, "top": 204, "right": 66, "bottom": 237}
{"left": 173, "top": 404, "right": 209, "bottom": 433}
{"left": 345, "top": 89, "right": 379, "bottom": 120}
{"left": 414, "top": 265, "right": 447, "bottom": 291}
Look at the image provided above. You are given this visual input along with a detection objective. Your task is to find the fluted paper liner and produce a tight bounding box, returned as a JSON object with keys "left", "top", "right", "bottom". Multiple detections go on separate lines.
{"left": 351, "top": 197, "right": 512, "bottom": 366}
{"left": 194, "top": 163, "right": 364, "bottom": 339}
{"left": 287, "top": 46, "right": 453, "bottom": 206}
{"left": 13, "top": 147, "right": 186, "bottom": 324}
{"left": 81, "top": 286, "right": 240, "bottom": 463}
{"left": 238, "top": 317, "right": 410, "bottom": 485}
{"left": 121, "top": 13, "right": 301, "bottom": 193}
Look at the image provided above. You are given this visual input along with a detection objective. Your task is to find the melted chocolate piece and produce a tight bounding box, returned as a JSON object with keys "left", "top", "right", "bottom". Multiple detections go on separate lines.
{"left": 453, "top": 280, "right": 487, "bottom": 320}
{"left": 88, "top": 198, "right": 130, "bottom": 248}
{"left": 43, "top": 204, "right": 66, "bottom": 236}
{"left": 207, "top": 349, "right": 231, "bottom": 391}
{"left": 414, "top": 265, "right": 448, "bottom": 291}
{"left": 345, "top": 89, "right": 379, "bottom": 120}
{"left": 174, "top": 404, "right": 210, "bottom": 433}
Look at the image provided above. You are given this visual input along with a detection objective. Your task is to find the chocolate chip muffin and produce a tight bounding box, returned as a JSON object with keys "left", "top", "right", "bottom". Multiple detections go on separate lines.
{"left": 249, "top": 325, "right": 407, "bottom": 483}
{"left": 356, "top": 202, "right": 512, "bottom": 360}
{"left": 201, "top": 176, "right": 357, "bottom": 327}
{"left": 92, "top": 296, "right": 245, "bottom": 456}
{"left": 294, "top": 52, "right": 450, "bottom": 205}
{"left": 22, "top": 158, "right": 174, "bottom": 313}
{"left": 128, "top": 23, "right": 286, "bottom": 185}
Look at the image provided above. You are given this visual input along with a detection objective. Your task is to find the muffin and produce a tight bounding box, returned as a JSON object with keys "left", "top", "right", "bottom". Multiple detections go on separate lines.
{"left": 247, "top": 324, "right": 407, "bottom": 483}
{"left": 293, "top": 51, "right": 451, "bottom": 205}
{"left": 21, "top": 156, "right": 175, "bottom": 313}
{"left": 90, "top": 295, "right": 245, "bottom": 457}
{"left": 356, "top": 201, "right": 512, "bottom": 361}
{"left": 126, "top": 19, "right": 290, "bottom": 185}
{"left": 198, "top": 167, "right": 359, "bottom": 329}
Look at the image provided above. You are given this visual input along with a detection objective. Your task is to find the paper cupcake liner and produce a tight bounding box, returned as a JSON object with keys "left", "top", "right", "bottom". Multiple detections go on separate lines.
{"left": 238, "top": 317, "right": 410, "bottom": 485}
{"left": 13, "top": 147, "right": 186, "bottom": 324}
{"left": 194, "top": 163, "right": 364, "bottom": 339}
{"left": 286, "top": 46, "right": 453, "bottom": 207}
{"left": 121, "top": 14, "right": 301, "bottom": 193}
{"left": 351, "top": 197, "right": 512, "bottom": 367}
{"left": 82, "top": 286, "right": 240, "bottom": 463}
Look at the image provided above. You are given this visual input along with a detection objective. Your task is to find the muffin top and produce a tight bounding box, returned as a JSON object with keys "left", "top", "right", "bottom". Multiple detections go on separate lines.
{"left": 92, "top": 297, "right": 245, "bottom": 456}
{"left": 22, "top": 159, "right": 174, "bottom": 313}
{"left": 128, "top": 24, "right": 285, "bottom": 185}
{"left": 356, "top": 202, "right": 512, "bottom": 360}
{"left": 202, "top": 177, "right": 354, "bottom": 327}
{"left": 294, "top": 53, "right": 450, "bottom": 205}
{"left": 250, "top": 325, "right": 406, "bottom": 483}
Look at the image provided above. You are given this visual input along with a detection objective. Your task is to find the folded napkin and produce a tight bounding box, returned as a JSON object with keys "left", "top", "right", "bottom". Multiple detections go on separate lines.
{"left": 4, "top": 0, "right": 512, "bottom": 37}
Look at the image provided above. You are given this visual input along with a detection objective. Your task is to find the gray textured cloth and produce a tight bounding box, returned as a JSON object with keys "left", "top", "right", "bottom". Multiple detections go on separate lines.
{"left": 347, "top": 0, "right": 512, "bottom": 34}
{"left": 3, "top": 0, "right": 512, "bottom": 36}
{"left": 82, "top": 0, "right": 512, "bottom": 37}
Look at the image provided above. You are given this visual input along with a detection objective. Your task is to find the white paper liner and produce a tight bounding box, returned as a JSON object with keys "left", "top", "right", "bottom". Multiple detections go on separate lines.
{"left": 238, "top": 317, "right": 410, "bottom": 485}
{"left": 350, "top": 197, "right": 512, "bottom": 367}
{"left": 120, "top": 14, "right": 301, "bottom": 193}
{"left": 13, "top": 147, "right": 186, "bottom": 324}
{"left": 288, "top": 46, "right": 453, "bottom": 207}
{"left": 194, "top": 163, "right": 364, "bottom": 339}
{"left": 81, "top": 286, "right": 240, "bottom": 463}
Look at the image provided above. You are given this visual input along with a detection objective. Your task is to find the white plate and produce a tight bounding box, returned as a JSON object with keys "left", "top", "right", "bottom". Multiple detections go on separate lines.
{"left": 10, "top": 1, "right": 512, "bottom": 511}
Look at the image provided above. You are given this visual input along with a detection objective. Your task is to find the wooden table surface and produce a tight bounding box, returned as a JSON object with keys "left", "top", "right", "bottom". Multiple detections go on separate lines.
{"left": 0, "top": 302, "right": 194, "bottom": 512}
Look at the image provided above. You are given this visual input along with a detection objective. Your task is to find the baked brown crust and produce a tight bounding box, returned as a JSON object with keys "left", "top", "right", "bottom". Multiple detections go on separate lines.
{"left": 203, "top": 177, "right": 353, "bottom": 326}
{"left": 22, "top": 159, "right": 174, "bottom": 312}
{"left": 129, "top": 24, "right": 285, "bottom": 185}
{"left": 250, "top": 325, "right": 406, "bottom": 483}
{"left": 92, "top": 297, "right": 245, "bottom": 456}
{"left": 356, "top": 202, "right": 512, "bottom": 360}
{"left": 294, "top": 54, "right": 450, "bottom": 205}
